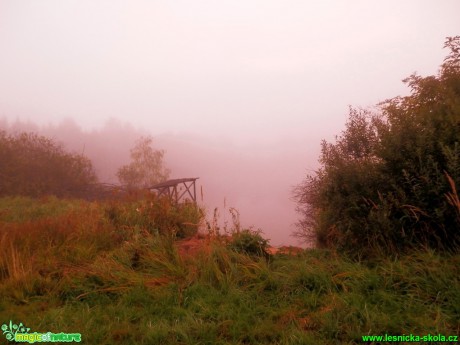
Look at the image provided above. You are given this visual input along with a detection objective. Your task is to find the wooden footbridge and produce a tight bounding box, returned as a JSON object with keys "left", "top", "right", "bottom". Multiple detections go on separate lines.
{"left": 147, "top": 178, "right": 199, "bottom": 204}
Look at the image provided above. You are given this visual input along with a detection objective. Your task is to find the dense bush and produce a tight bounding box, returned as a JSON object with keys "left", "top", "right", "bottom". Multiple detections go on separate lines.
{"left": 229, "top": 229, "right": 271, "bottom": 259}
{"left": 0, "top": 131, "right": 97, "bottom": 197}
{"left": 294, "top": 37, "right": 460, "bottom": 257}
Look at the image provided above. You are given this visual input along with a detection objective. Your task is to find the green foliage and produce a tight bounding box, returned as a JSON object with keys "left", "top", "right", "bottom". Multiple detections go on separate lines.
{"left": 228, "top": 229, "right": 271, "bottom": 259}
{"left": 0, "top": 131, "right": 97, "bottom": 197}
{"left": 117, "top": 136, "right": 170, "bottom": 189}
{"left": 294, "top": 36, "right": 460, "bottom": 257}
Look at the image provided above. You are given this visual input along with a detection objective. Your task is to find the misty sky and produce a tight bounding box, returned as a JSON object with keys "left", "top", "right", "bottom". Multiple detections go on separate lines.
{"left": 1, "top": 1, "right": 459, "bottom": 245}
{"left": 1, "top": 1, "right": 459, "bottom": 142}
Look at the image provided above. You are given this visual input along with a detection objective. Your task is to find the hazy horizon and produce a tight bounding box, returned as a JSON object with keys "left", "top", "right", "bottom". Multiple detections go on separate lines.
{"left": 1, "top": 0, "right": 459, "bottom": 245}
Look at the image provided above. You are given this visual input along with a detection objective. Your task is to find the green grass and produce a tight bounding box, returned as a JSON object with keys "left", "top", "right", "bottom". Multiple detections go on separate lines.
{"left": 0, "top": 196, "right": 459, "bottom": 344}
{"left": 0, "top": 195, "right": 85, "bottom": 223}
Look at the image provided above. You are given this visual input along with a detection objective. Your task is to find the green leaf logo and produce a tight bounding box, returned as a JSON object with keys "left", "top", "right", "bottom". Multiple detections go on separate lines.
{"left": 1, "top": 321, "right": 30, "bottom": 341}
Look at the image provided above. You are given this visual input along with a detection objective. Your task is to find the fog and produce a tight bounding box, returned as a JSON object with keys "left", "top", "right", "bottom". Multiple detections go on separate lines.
{"left": 1, "top": 1, "right": 459, "bottom": 245}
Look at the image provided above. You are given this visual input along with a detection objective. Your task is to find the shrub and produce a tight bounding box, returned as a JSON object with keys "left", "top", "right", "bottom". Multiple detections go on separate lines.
{"left": 229, "top": 229, "right": 270, "bottom": 259}
{"left": 0, "top": 131, "right": 97, "bottom": 197}
{"left": 294, "top": 36, "right": 460, "bottom": 257}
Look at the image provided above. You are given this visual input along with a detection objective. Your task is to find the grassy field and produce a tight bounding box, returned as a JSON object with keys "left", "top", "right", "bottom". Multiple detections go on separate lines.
{"left": 0, "top": 196, "right": 459, "bottom": 344}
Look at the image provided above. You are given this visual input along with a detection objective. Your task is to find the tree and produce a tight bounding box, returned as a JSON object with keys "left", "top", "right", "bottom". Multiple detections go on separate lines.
{"left": 294, "top": 36, "right": 460, "bottom": 257}
{"left": 0, "top": 131, "right": 97, "bottom": 197}
{"left": 117, "top": 136, "right": 170, "bottom": 189}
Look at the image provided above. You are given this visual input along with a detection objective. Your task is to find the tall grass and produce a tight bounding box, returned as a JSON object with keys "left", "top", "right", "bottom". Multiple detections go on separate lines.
{"left": 0, "top": 196, "right": 458, "bottom": 344}
{"left": 104, "top": 192, "right": 203, "bottom": 238}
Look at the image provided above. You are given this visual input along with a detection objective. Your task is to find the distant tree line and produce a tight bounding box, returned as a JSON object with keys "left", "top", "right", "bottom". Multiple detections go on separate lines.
{"left": 0, "top": 131, "right": 169, "bottom": 198}
{"left": 294, "top": 36, "right": 460, "bottom": 257}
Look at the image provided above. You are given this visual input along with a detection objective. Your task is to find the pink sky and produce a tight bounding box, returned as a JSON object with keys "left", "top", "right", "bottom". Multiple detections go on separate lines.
{"left": 0, "top": 0, "right": 459, "bottom": 245}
